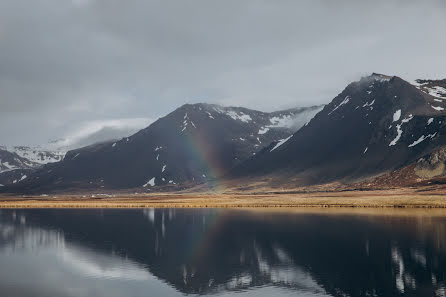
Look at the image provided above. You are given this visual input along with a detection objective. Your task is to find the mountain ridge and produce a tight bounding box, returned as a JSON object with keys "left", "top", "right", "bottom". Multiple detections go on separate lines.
{"left": 2, "top": 103, "right": 323, "bottom": 192}
{"left": 3, "top": 73, "right": 446, "bottom": 193}
{"left": 230, "top": 74, "right": 446, "bottom": 186}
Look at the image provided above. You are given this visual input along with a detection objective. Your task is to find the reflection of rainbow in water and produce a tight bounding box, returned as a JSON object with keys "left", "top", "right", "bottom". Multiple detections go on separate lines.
{"left": 182, "top": 209, "right": 228, "bottom": 268}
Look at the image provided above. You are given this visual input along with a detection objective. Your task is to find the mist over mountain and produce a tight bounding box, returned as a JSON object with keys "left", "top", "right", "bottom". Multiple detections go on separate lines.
{"left": 46, "top": 118, "right": 153, "bottom": 150}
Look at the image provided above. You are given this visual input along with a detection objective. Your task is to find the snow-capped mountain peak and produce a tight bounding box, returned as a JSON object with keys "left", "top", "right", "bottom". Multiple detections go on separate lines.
{"left": 5, "top": 146, "right": 65, "bottom": 165}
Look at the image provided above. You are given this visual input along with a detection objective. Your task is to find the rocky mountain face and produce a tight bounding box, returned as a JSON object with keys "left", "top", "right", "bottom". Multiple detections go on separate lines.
{"left": 6, "top": 146, "right": 65, "bottom": 165}
{"left": 0, "top": 148, "right": 35, "bottom": 186}
{"left": 0, "top": 146, "right": 65, "bottom": 186}
{"left": 232, "top": 74, "right": 446, "bottom": 186}
{"left": 414, "top": 78, "right": 446, "bottom": 99}
{"left": 0, "top": 148, "right": 35, "bottom": 173}
{"left": 0, "top": 146, "right": 65, "bottom": 171}
{"left": 4, "top": 104, "right": 322, "bottom": 192}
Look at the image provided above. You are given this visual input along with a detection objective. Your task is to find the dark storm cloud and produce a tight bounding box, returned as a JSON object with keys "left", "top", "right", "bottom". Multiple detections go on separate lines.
{"left": 0, "top": 0, "right": 445, "bottom": 145}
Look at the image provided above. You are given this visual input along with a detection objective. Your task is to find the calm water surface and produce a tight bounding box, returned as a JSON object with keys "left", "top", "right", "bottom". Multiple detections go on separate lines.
{"left": 0, "top": 208, "right": 445, "bottom": 297}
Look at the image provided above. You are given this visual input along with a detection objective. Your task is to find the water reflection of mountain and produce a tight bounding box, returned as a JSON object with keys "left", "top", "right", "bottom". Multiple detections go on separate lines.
{"left": 1, "top": 209, "right": 446, "bottom": 297}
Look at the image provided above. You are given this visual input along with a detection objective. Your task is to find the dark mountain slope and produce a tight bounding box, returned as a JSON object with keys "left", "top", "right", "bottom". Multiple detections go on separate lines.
{"left": 233, "top": 74, "right": 446, "bottom": 185}
{"left": 0, "top": 148, "right": 36, "bottom": 187}
{"left": 4, "top": 103, "right": 322, "bottom": 192}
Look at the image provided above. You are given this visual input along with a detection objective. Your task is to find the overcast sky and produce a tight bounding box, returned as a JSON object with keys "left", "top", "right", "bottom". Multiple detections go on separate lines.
{"left": 1, "top": 0, "right": 446, "bottom": 147}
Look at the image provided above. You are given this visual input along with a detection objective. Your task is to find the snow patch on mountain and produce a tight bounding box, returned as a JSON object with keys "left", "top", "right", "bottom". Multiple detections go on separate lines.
{"left": 270, "top": 135, "right": 293, "bottom": 152}
{"left": 408, "top": 133, "right": 437, "bottom": 148}
{"left": 412, "top": 79, "right": 446, "bottom": 100}
{"left": 419, "top": 86, "right": 446, "bottom": 99}
{"left": 393, "top": 110, "right": 401, "bottom": 122}
{"left": 431, "top": 105, "right": 444, "bottom": 111}
{"left": 362, "top": 100, "right": 375, "bottom": 107}
{"left": 389, "top": 115, "right": 414, "bottom": 147}
{"left": 143, "top": 177, "right": 155, "bottom": 187}
{"left": 225, "top": 110, "right": 252, "bottom": 123}
{"left": 258, "top": 127, "right": 270, "bottom": 135}
{"left": 370, "top": 73, "right": 392, "bottom": 82}
{"left": 328, "top": 96, "right": 350, "bottom": 115}
{"left": 389, "top": 124, "right": 403, "bottom": 146}
{"left": 4, "top": 146, "right": 65, "bottom": 165}
{"left": 181, "top": 113, "right": 198, "bottom": 132}
{"left": 402, "top": 115, "right": 413, "bottom": 123}
{"left": 428, "top": 86, "right": 446, "bottom": 98}
{"left": 266, "top": 106, "right": 324, "bottom": 132}
{"left": 0, "top": 160, "right": 18, "bottom": 173}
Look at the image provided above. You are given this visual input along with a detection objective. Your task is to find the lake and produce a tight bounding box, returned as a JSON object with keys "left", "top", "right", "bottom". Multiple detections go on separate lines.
{"left": 0, "top": 208, "right": 445, "bottom": 297}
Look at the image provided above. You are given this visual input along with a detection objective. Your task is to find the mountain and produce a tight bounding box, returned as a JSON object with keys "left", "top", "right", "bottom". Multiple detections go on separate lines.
{"left": 0, "top": 167, "right": 33, "bottom": 187}
{"left": 0, "top": 148, "right": 36, "bottom": 173}
{"left": 414, "top": 78, "right": 446, "bottom": 99}
{"left": 4, "top": 103, "right": 323, "bottom": 192}
{"left": 0, "top": 146, "right": 65, "bottom": 186}
{"left": 232, "top": 73, "right": 446, "bottom": 186}
{"left": 2, "top": 146, "right": 65, "bottom": 165}
{"left": 0, "top": 148, "right": 35, "bottom": 186}
{"left": 0, "top": 146, "right": 65, "bottom": 171}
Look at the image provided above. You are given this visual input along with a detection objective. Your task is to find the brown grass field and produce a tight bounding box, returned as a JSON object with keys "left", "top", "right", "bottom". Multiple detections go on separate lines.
{"left": 2, "top": 186, "right": 446, "bottom": 208}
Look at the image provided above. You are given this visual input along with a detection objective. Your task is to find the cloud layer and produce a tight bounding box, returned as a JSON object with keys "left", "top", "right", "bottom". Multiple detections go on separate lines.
{"left": 49, "top": 118, "right": 153, "bottom": 149}
{"left": 1, "top": 0, "right": 445, "bottom": 145}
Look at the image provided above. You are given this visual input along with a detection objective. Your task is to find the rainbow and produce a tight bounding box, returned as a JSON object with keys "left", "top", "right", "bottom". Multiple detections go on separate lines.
{"left": 181, "top": 128, "right": 226, "bottom": 191}
{"left": 182, "top": 209, "right": 229, "bottom": 268}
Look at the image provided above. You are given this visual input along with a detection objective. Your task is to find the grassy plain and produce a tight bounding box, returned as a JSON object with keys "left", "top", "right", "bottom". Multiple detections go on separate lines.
{"left": 1, "top": 187, "right": 446, "bottom": 208}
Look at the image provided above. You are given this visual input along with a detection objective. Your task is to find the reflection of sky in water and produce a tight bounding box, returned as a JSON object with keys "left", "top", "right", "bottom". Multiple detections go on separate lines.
{"left": 0, "top": 210, "right": 328, "bottom": 297}
{"left": 0, "top": 209, "right": 446, "bottom": 297}
{"left": 0, "top": 223, "right": 178, "bottom": 297}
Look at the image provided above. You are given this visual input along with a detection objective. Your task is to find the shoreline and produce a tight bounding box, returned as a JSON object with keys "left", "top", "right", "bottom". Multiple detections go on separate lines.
{"left": 2, "top": 187, "right": 446, "bottom": 208}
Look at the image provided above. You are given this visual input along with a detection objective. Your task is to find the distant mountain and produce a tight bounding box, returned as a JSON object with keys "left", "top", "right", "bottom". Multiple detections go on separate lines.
{"left": 0, "top": 148, "right": 35, "bottom": 187}
{"left": 232, "top": 74, "right": 446, "bottom": 186}
{"left": 414, "top": 78, "right": 446, "bottom": 99}
{"left": 3, "top": 146, "right": 65, "bottom": 165}
{"left": 4, "top": 103, "right": 322, "bottom": 192}
{"left": 0, "top": 148, "right": 35, "bottom": 173}
{"left": 0, "top": 146, "right": 65, "bottom": 186}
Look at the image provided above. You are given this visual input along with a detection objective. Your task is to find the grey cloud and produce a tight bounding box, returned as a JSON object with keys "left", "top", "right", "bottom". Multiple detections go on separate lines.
{"left": 50, "top": 118, "right": 153, "bottom": 150}
{"left": 0, "top": 0, "right": 445, "bottom": 145}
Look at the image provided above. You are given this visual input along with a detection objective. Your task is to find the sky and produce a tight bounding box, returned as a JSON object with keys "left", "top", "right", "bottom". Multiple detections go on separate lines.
{"left": 1, "top": 0, "right": 446, "bottom": 147}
